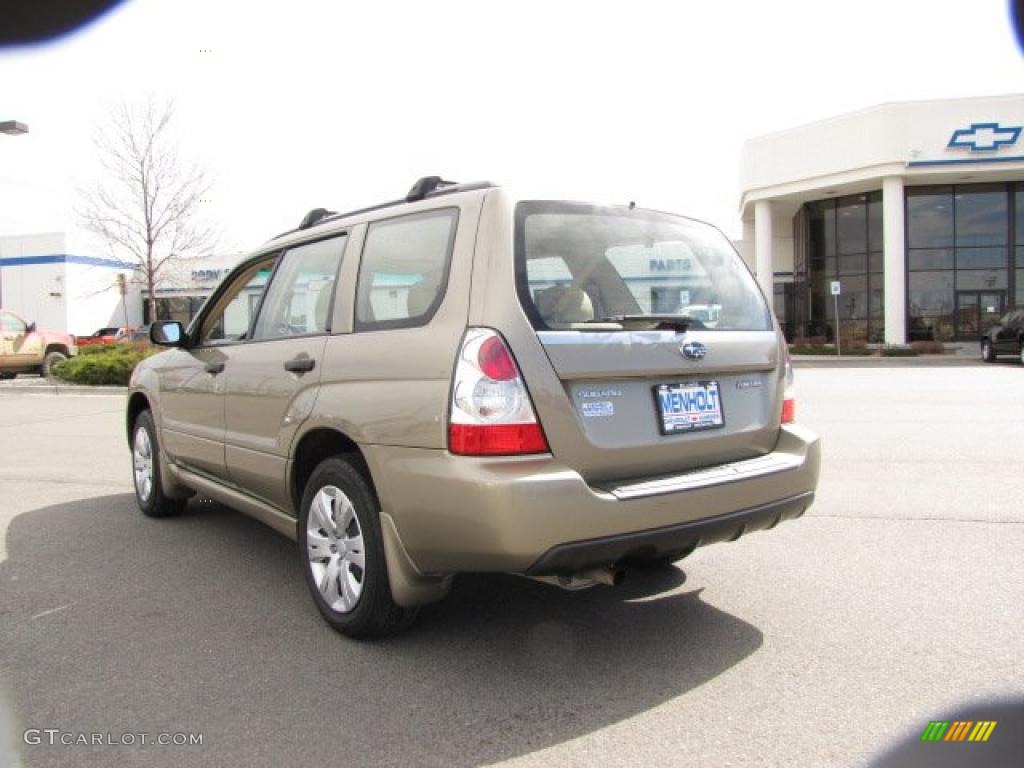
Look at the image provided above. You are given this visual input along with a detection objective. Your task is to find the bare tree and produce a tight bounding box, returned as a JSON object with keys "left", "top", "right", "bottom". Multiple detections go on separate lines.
{"left": 79, "top": 98, "right": 218, "bottom": 321}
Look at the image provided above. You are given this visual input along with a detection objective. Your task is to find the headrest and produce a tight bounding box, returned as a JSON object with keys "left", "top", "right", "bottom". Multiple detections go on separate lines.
{"left": 535, "top": 286, "right": 594, "bottom": 325}
{"left": 407, "top": 278, "right": 439, "bottom": 318}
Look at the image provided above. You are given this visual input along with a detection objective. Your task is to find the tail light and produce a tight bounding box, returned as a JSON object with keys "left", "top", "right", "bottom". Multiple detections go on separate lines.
{"left": 781, "top": 345, "right": 796, "bottom": 424}
{"left": 449, "top": 328, "right": 549, "bottom": 456}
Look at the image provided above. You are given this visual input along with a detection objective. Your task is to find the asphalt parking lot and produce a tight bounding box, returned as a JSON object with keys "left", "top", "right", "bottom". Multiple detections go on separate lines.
{"left": 0, "top": 363, "right": 1022, "bottom": 768}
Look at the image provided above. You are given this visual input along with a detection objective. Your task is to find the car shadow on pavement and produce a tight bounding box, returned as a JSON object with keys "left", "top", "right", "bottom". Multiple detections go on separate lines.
{"left": 0, "top": 494, "right": 763, "bottom": 768}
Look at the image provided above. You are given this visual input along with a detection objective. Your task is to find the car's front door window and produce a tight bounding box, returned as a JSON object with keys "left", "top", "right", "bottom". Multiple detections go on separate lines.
{"left": 0, "top": 312, "right": 26, "bottom": 334}
{"left": 198, "top": 257, "right": 277, "bottom": 344}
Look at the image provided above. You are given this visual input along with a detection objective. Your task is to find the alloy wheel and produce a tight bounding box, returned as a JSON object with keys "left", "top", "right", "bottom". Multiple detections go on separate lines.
{"left": 306, "top": 485, "right": 366, "bottom": 613}
{"left": 133, "top": 427, "right": 154, "bottom": 503}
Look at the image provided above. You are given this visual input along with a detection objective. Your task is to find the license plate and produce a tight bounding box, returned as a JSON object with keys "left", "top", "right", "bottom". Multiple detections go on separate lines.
{"left": 654, "top": 381, "right": 724, "bottom": 435}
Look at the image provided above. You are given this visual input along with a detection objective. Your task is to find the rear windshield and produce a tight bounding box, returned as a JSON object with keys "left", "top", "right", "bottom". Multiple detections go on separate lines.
{"left": 515, "top": 202, "right": 771, "bottom": 332}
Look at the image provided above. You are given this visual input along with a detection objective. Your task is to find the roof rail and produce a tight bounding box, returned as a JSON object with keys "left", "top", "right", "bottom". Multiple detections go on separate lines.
{"left": 268, "top": 177, "right": 496, "bottom": 242}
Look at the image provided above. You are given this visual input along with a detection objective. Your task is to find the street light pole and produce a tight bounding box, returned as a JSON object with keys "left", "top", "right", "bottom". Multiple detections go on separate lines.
{"left": 0, "top": 119, "right": 29, "bottom": 304}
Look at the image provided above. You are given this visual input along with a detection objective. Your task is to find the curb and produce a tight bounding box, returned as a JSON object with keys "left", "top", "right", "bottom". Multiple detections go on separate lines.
{"left": 792, "top": 355, "right": 986, "bottom": 367}
{"left": 0, "top": 383, "right": 127, "bottom": 395}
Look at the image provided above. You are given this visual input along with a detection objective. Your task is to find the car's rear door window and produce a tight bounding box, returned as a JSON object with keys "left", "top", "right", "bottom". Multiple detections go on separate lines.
{"left": 251, "top": 235, "right": 348, "bottom": 340}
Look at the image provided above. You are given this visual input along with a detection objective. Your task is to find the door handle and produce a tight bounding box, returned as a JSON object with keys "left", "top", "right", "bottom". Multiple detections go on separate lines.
{"left": 284, "top": 356, "right": 316, "bottom": 373}
{"left": 205, "top": 361, "right": 225, "bottom": 375}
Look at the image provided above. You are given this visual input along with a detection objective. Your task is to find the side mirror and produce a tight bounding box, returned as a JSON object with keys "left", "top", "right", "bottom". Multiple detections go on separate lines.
{"left": 25, "top": 321, "right": 36, "bottom": 333}
{"left": 150, "top": 321, "right": 186, "bottom": 347}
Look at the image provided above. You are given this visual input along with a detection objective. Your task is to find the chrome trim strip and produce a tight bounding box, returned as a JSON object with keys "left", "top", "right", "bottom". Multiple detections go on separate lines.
{"left": 602, "top": 452, "right": 802, "bottom": 500}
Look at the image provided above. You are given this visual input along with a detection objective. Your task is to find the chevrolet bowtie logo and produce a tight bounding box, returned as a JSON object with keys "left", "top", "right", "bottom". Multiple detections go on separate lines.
{"left": 947, "top": 122, "right": 1021, "bottom": 152}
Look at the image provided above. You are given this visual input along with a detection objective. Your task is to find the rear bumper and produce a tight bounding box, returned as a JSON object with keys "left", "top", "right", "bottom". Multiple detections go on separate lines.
{"left": 525, "top": 491, "right": 813, "bottom": 575}
{"left": 363, "top": 423, "right": 821, "bottom": 575}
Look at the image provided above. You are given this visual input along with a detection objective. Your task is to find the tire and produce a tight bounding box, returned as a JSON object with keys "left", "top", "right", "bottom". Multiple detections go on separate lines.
{"left": 0, "top": 372, "right": 15, "bottom": 380}
{"left": 981, "top": 339, "right": 995, "bottom": 363}
{"left": 131, "top": 410, "right": 187, "bottom": 518}
{"left": 41, "top": 350, "right": 67, "bottom": 378}
{"left": 298, "top": 456, "right": 417, "bottom": 638}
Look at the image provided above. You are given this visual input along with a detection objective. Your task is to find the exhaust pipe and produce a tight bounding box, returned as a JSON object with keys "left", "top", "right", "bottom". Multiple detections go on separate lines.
{"left": 525, "top": 566, "right": 625, "bottom": 591}
{"left": 578, "top": 566, "right": 625, "bottom": 587}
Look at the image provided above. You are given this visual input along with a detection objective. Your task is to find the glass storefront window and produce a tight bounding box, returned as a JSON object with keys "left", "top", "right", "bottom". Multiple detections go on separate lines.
{"left": 1015, "top": 185, "right": 1023, "bottom": 310}
{"left": 904, "top": 182, "right": 1015, "bottom": 336}
{"left": 809, "top": 271, "right": 828, "bottom": 324}
{"left": 149, "top": 296, "right": 210, "bottom": 327}
{"left": 867, "top": 193, "right": 883, "bottom": 252}
{"left": 907, "top": 187, "right": 954, "bottom": 248}
{"left": 956, "top": 247, "right": 1007, "bottom": 270}
{"left": 1016, "top": 184, "right": 1024, "bottom": 245}
{"left": 838, "top": 253, "right": 867, "bottom": 274}
{"left": 798, "top": 183, "right": 1013, "bottom": 343}
{"left": 955, "top": 269, "right": 1008, "bottom": 291}
{"left": 869, "top": 275, "right": 885, "bottom": 343}
{"left": 837, "top": 195, "right": 867, "bottom": 254}
{"left": 773, "top": 282, "right": 791, "bottom": 340}
{"left": 955, "top": 186, "right": 1008, "bottom": 247}
{"left": 808, "top": 201, "right": 836, "bottom": 263}
{"left": 837, "top": 274, "right": 868, "bottom": 343}
{"left": 908, "top": 270, "right": 955, "bottom": 342}
{"left": 801, "top": 194, "right": 881, "bottom": 343}
{"left": 908, "top": 249, "right": 954, "bottom": 271}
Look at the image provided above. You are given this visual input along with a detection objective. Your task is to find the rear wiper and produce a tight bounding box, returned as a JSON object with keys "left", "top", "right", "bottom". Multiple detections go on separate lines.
{"left": 587, "top": 314, "right": 702, "bottom": 331}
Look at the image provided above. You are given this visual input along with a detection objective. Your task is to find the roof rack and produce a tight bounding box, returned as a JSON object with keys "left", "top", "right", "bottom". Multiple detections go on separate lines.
{"left": 406, "top": 176, "right": 456, "bottom": 202}
{"left": 269, "top": 176, "right": 496, "bottom": 242}
{"left": 298, "top": 208, "right": 336, "bottom": 230}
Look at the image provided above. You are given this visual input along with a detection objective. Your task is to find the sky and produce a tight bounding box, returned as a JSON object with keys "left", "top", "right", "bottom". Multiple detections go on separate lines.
{"left": 0, "top": 0, "right": 1022, "bottom": 261}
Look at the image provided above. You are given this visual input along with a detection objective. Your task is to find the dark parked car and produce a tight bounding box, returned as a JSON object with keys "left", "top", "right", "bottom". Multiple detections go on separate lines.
{"left": 981, "top": 310, "right": 1024, "bottom": 364}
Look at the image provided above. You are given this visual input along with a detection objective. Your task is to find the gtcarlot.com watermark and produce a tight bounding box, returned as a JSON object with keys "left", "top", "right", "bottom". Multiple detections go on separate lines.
{"left": 23, "top": 729, "right": 203, "bottom": 747}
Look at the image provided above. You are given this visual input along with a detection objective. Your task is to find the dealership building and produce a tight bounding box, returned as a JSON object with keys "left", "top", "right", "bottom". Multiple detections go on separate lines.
{"left": 0, "top": 232, "right": 142, "bottom": 335}
{"left": 739, "top": 93, "right": 1024, "bottom": 345}
{"left": 0, "top": 229, "right": 252, "bottom": 334}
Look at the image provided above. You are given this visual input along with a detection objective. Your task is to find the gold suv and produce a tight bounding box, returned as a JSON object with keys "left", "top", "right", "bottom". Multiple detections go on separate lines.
{"left": 128, "top": 177, "right": 821, "bottom": 637}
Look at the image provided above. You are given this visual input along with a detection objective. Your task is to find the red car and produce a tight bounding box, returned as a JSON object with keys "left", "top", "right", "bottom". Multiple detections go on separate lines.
{"left": 76, "top": 326, "right": 134, "bottom": 347}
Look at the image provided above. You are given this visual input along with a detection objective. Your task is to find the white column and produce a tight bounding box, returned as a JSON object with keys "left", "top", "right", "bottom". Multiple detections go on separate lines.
{"left": 882, "top": 176, "right": 907, "bottom": 345}
{"left": 754, "top": 199, "right": 773, "bottom": 311}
